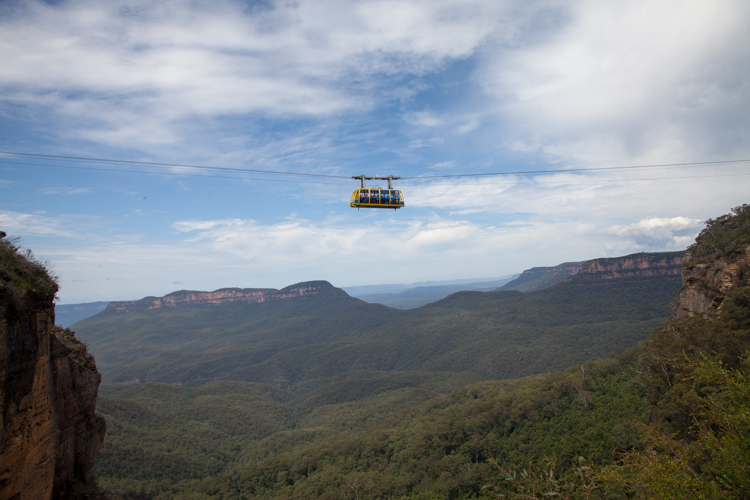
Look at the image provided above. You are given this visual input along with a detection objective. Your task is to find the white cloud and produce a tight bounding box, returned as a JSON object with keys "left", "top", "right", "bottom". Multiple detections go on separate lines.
{"left": 0, "top": 210, "right": 89, "bottom": 239}
{"left": 428, "top": 161, "right": 455, "bottom": 170}
{"left": 0, "top": 0, "right": 506, "bottom": 146}
{"left": 11, "top": 191, "right": 719, "bottom": 304}
{"left": 610, "top": 216, "right": 703, "bottom": 249}
{"left": 454, "top": 117, "right": 479, "bottom": 135}
{"left": 403, "top": 110, "right": 443, "bottom": 127}
{"left": 479, "top": 0, "right": 750, "bottom": 165}
{"left": 39, "top": 187, "right": 94, "bottom": 195}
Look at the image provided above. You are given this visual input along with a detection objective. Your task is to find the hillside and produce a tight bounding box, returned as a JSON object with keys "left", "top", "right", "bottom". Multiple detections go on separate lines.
{"left": 73, "top": 253, "right": 682, "bottom": 387}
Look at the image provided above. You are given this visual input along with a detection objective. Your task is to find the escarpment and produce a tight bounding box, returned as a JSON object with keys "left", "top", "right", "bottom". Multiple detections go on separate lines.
{"left": 107, "top": 280, "right": 346, "bottom": 312}
{"left": 0, "top": 235, "right": 105, "bottom": 500}
{"left": 500, "top": 251, "right": 683, "bottom": 293}
{"left": 573, "top": 251, "right": 683, "bottom": 280}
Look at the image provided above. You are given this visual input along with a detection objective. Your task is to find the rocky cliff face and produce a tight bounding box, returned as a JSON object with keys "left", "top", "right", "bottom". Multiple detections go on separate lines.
{"left": 574, "top": 251, "right": 683, "bottom": 280}
{"left": 107, "top": 280, "right": 346, "bottom": 313}
{"left": 676, "top": 208, "right": 750, "bottom": 317}
{"left": 0, "top": 237, "right": 105, "bottom": 500}
{"left": 500, "top": 251, "right": 683, "bottom": 293}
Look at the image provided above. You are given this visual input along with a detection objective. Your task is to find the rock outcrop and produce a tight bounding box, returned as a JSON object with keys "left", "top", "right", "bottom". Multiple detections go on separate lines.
{"left": 499, "top": 251, "right": 683, "bottom": 293}
{"left": 107, "top": 280, "right": 345, "bottom": 313}
{"left": 573, "top": 251, "right": 683, "bottom": 280}
{"left": 676, "top": 206, "right": 750, "bottom": 317}
{"left": 1, "top": 236, "right": 105, "bottom": 500}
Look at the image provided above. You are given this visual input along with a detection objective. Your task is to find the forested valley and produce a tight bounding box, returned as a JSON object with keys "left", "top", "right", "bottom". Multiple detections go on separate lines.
{"left": 71, "top": 205, "right": 750, "bottom": 500}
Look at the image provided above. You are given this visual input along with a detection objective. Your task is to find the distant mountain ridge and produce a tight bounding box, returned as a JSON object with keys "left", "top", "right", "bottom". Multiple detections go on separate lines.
{"left": 98, "top": 252, "right": 683, "bottom": 314}
{"left": 106, "top": 280, "right": 343, "bottom": 313}
{"left": 498, "top": 251, "right": 683, "bottom": 292}
{"left": 496, "top": 261, "right": 584, "bottom": 292}
{"left": 353, "top": 277, "right": 517, "bottom": 309}
{"left": 575, "top": 251, "right": 683, "bottom": 279}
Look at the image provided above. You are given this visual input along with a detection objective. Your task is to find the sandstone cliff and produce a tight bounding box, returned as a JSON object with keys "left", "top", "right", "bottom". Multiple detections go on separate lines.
{"left": 499, "top": 251, "right": 683, "bottom": 293}
{"left": 107, "top": 280, "right": 346, "bottom": 313}
{"left": 676, "top": 205, "right": 750, "bottom": 317}
{"left": 0, "top": 236, "right": 105, "bottom": 500}
{"left": 573, "top": 251, "right": 683, "bottom": 280}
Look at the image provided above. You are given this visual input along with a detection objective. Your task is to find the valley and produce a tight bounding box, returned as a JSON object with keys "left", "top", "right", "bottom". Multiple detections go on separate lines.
{"left": 68, "top": 251, "right": 687, "bottom": 498}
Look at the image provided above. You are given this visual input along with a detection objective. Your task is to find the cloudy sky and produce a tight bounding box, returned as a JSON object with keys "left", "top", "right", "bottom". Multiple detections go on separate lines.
{"left": 1, "top": 0, "right": 749, "bottom": 304}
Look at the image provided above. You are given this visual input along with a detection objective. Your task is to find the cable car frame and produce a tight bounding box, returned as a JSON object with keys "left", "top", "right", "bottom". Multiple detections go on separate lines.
{"left": 350, "top": 175, "right": 405, "bottom": 210}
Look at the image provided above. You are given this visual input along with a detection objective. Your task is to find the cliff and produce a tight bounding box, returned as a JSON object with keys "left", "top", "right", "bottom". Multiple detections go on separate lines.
{"left": 676, "top": 204, "right": 750, "bottom": 317}
{"left": 572, "top": 251, "right": 683, "bottom": 280}
{"left": 498, "top": 251, "right": 683, "bottom": 293}
{"left": 0, "top": 235, "right": 105, "bottom": 500}
{"left": 107, "top": 280, "right": 346, "bottom": 313}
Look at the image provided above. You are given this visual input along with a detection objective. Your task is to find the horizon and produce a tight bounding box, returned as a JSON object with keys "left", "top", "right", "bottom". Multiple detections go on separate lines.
{"left": 52, "top": 247, "right": 685, "bottom": 305}
{"left": 2, "top": 0, "right": 748, "bottom": 303}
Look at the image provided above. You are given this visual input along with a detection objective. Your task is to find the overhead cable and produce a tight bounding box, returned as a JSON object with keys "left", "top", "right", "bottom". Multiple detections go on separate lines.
{"left": 1, "top": 150, "right": 748, "bottom": 182}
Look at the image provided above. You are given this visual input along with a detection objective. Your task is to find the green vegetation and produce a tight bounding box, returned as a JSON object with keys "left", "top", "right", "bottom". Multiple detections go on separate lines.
{"left": 0, "top": 233, "right": 58, "bottom": 317}
{"left": 74, "top": 271, "right": 680, "bottom": 388}
{"left": 96, "top": 381, "right": 293, "bottom": 498}
{"left": 686, "top": 204, "right": 750, "bottom": 264}
{"left": 178, "top": 350, "right": 645, "bottom": 500}
{"left": 96, "top": 351, "right": 648, "bottom": 499}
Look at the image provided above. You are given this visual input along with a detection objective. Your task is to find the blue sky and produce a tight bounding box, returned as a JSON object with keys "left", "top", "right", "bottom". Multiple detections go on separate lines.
{"left": 1, "top": 0, "right": 749, "bottom": 304}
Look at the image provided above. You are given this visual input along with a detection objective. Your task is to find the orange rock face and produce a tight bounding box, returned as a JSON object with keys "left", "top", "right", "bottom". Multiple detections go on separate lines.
{"left": 575, "top": 252, "right": 683, "bottom": 280}
{"left": 677, "top": 244, "right": 750, "bottom": 317}
{"left": 0, "top": 306, "right": 105, "bottom": 500}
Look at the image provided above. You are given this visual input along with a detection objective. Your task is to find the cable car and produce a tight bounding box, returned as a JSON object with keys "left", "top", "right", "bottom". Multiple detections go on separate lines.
{"left": 350, "top": 175, "right": 405, "bottom": 210}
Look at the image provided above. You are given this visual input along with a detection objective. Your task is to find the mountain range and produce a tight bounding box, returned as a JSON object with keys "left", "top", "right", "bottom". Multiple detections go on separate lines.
{"left": 72, "top": 251, "right": 683, "bottom": 389}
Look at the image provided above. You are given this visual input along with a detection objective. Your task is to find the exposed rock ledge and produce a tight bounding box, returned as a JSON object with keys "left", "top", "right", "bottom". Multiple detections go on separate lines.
{"left": 677, "top": 243, "right": 750, "bottom": 317}
{"left": 573, "top": 251, "right": 683, "bottom": 280}
{"left": 107, "top": 280, "right": 346, "bottom": 313}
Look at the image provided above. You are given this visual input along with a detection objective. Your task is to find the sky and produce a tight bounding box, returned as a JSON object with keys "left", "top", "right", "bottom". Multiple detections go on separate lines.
{"left": 1, "top": 0, "right": 749, "bottom": 304}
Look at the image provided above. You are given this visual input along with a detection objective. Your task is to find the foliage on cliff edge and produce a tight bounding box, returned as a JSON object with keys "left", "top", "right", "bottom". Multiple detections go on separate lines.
{"left": 686, "top": 204, "right": 750, "bottom": 265}
{"left": 0, "top": 233, "right": 58, "bottom": 316}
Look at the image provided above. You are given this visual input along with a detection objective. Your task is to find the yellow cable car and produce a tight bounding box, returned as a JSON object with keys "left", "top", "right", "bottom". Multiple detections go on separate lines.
{"left": 350, "top": 175, "right": 405, "bottom": 210}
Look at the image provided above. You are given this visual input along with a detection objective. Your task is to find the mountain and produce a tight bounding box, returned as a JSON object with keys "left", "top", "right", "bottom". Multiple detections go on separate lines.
{"left": 496, "top": 261, "right": 584, "bottom": 292}
{"left": 0, "top": 234, "right": 105, "bottom": 500}
{"left": 496, "top": 251, "right": 683, "bottom": 292}
{"left": 342, "top": 276, "right": 518, "bottom": 298}
{"left": 72, "top": 251, "right": 682, "bottom": 389}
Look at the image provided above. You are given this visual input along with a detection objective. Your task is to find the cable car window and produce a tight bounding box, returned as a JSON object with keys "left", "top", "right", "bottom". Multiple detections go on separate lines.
{"left": 380, "top": 189, "right": 389, "bottom": 204}
{"left": 371, "top": 190, "right": 380, "bottom": 203}
{"left": 390, "top": 190, "right": 397, "bottom": 204}
{"left": 360, "top": 189, "right": 368, "bottom": 203}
